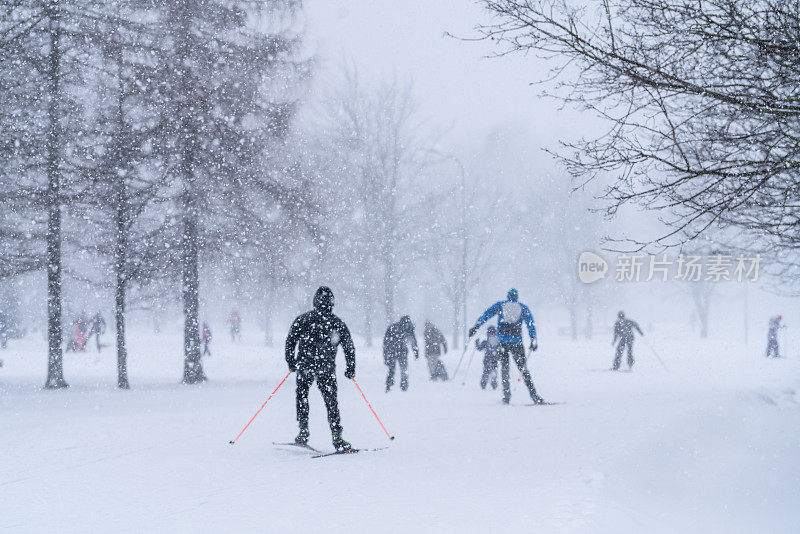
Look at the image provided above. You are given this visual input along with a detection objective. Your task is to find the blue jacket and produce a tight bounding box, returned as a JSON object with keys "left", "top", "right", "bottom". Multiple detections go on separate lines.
{"left": 473, "top": 299, "right": 536, "bottom": 344}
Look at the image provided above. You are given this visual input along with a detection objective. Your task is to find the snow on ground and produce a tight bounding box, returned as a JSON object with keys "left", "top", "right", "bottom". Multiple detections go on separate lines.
{"left": 2, "top": 322, "right": 799, "bottom": 533}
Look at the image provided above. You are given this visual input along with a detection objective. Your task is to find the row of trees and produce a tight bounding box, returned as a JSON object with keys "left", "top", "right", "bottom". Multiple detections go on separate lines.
{"left": 480, "top": 0, "right": 799, "bottom": 291}
{"left": 1, "top": 1, "right": 520, "bottom": 389}
{"left": 0, "top": 0, "right": 311, "bottom": 388}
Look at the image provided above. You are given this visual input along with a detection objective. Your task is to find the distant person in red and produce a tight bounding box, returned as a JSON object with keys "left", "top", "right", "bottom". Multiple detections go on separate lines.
{"left": 229, "top": 310, "right": 242, "bottom": 342}
{"left": 765, "top": 315, "right": 784, "bottom": 358}
{"left": 202, "top": 322, "right": 213, "bottom": 356}
{"left": 67, "top": 312, "right": 89, "bottom": 352}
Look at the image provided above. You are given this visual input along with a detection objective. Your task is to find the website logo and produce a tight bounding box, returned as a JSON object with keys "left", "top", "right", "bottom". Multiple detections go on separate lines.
{"left": 578, "top": 251, "right": 608, "bottom": 284}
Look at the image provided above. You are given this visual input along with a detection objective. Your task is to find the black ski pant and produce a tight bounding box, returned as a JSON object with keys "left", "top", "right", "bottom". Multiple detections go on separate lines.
{"left": 480, "top": 354, "right": 499, "bottom": 389}
{"left": 613, "top": 339, "right": 634, "bottom": 369}
{"left": 385, "top": 351, "right": 409, "bottom": 391}
{"left": 766, "top": 338, "right": 780, "bottom": 358}
{"left": 426, "top": 353, "right": 448, "bottom": 380}
{"left": 296, "top": 364, "right": 342, "bottom": 437}
{"left": 499, "top": 342, "right": 537, "bottom": 402}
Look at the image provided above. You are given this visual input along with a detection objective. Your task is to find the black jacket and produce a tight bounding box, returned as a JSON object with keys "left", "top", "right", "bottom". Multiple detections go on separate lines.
{"left": 613, "top": 318, "right": 643, "bottom": 344}
{"left": 383, "top": 317, "right": 418, "bottom": 359}
{"left": 285, "top": 309, "right": 355, "bottom": 375}
{"left": 476, "top": 333, "right": 501, "bottom": 358}
{"left": 423, "top": 322, "right": 447, "bottom": 357}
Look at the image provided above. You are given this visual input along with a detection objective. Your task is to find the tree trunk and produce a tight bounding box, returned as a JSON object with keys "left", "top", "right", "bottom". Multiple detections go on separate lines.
{"left": 452, "top": 295, "right": 460, "bottom": 349}
{"left": 692, "top": 282, "right": 711, "bottom": 339}
{"left": 113, "top": 36, "right": 130, "bottom": 390}
{"left": 698, "top": 307, "right": 709, "bottom": 338}
{"left": 363, "top": 287, "right": 373, "bottom": 347}
{"left": 568, "top": 304, "right": 578, "bottom": 341}
{"left": 44, "top": 2, "right": 67, "bottom": 389}
{"left": 181, "top": 182, "right": 204, "bottom": 384}
{"left": 263, "top": 274, "right": 273, "bottom": 347}
{"left": 382, "top": 249, "right": 395, "bottom": 324}
{"left": 584, "top": 292, "right": 593, "bottom": 340}
{"left": 114, "top": 178, "right": 129, "bottom": 389}
{"left": 176, "top": 6, "right": 204, "bottom": 385}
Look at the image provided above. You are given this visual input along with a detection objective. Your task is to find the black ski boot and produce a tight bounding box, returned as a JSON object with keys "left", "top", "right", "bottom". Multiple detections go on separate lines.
{"left": 331, "top": 430, "right": 352, "bottom": 452}
{"left": 295, "top": 428, "right": 310, "bottom": 446}
{"left": 530, "top": 393, "right": 546, "bottom": 404}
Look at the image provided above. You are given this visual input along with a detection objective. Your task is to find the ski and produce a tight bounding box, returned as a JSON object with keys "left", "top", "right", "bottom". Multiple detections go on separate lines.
{"left": 273, "top": 441, "right": 324, "bottom": 454}
{"left": 522, "top": 401, "right": 565, "bottom": 406}
{"left": 311, "top": 446, "right": 388, "bottom": 459}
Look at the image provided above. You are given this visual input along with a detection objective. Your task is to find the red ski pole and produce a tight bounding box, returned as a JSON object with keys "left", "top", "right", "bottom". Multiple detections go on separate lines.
{"left": 229, "top": 370, "right": 293, "bottom": 445}
{"left": 351, "top": 378, "right": 395, "bottom": 441}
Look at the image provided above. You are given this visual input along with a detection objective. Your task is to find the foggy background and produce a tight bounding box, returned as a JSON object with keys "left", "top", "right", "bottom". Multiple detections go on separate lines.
{"left": 0, "top": 0, "right": 796, "bottom": 381}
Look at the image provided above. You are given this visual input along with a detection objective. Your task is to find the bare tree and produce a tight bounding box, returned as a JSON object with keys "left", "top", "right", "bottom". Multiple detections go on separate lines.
{"left": 426, "top": 165, "right": 496, "bottom": 348}
{"left": 479, "top": 0, "right": 800, "bottom": 281}
{"left": 73, "top": 0, "right": 170, "bottom": 389}
{"left": 145, "top": 0, "right": 304, "bottom": 384}
{"left": 0, "top": 0, "right": 102, "bottom": 388}
{"left": 314, "top": 72, "right": 440, "bottom": 326}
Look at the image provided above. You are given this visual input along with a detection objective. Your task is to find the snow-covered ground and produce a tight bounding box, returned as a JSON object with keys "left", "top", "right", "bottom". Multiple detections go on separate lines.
{"left": 2, "top": 322, "right": 799, "bottom": 533}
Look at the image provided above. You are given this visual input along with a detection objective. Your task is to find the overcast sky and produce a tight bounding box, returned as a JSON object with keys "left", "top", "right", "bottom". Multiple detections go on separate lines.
{"left": 303, "top": 0, "right": 589, "bottom": 153}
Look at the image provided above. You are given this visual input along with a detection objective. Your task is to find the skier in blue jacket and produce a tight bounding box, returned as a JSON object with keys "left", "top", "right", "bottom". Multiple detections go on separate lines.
{"left": 468, "top": 288, "right": 544, "bottom": 404}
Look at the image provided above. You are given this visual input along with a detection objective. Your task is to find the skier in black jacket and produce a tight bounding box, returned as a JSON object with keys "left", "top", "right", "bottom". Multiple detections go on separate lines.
{"left": 612, "top": 311, "right": 644, "bottom": 370}
{"left": 285, "top": 286, "right": 356, "bottom": 451}
{"left": 423, "top": 321, "right": 448, "bottom": 381}
{"left": 476, "top": 325, "right": 501, "bottom": 389}
{"left": 383, "top": 315, "right": 418, "bottom": 392}
{"left": 88, "top": 311, "right": 106, "bottom": 352}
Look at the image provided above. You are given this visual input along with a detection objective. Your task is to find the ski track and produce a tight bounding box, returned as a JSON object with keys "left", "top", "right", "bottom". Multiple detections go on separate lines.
{"left": 1, "top": 326, "right": 800, "bottom": 533}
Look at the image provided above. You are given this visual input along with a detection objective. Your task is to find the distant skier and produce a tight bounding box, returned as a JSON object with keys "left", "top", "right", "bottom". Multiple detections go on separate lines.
{"left": 87, "top": 311, "right": 106, "bottom": 352}
{"left": 383, "top": 315, "right": 419, "bottom": 392}
{"left": 285, "top": 286, "right": 356, "bottom": 451}
{"left": 468, "top": 289, "right": 544, "bottom": 404}
{"left": 423, "top": 320, "right": 448, "bottom": 381}
{"left": 229, "top": 309, "right": 242, "bottom": 342}
{"left": 476, "top": 325, "right": 501, "bottom": 390}
{"left": 765, "top": 315, "right": 784, "bottom": 358}
{"left": 202, "top": 322, "right": 212, "bottom": 357}
{"left": 612, "top": 311, "right": 643, "bottom": 370}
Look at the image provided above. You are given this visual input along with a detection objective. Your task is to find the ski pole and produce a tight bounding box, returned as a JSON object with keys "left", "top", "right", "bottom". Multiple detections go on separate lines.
{"left": 782, "top": 325, "right": 788, "bottom": 359}
{"left": 229, "top": 370, "right": 293, "bottom": 445}
{"left": 351, "top": 377, "right": 395, "bottom": 441}
{"left": 452, "top": 343, "right": 470, "bottom": 381}
{"left": 461, "top": 347, "right": 477, "bottom": 386}
{"left": 642, "top": 337, "right": 669, "bottom": 371}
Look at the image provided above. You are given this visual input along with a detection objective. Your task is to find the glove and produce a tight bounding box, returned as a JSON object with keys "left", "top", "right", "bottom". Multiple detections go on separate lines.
{"left": 288, "top": 361, "right": 296, "bottom": 372}
{"left": 530, "top": 340, "right": 538, "bottom": 352}
{"left": 468, "top": 326, "right": 478, "bottom": 338}
{"left": 345, "top": 367, "right": 355, "bottom": 379}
